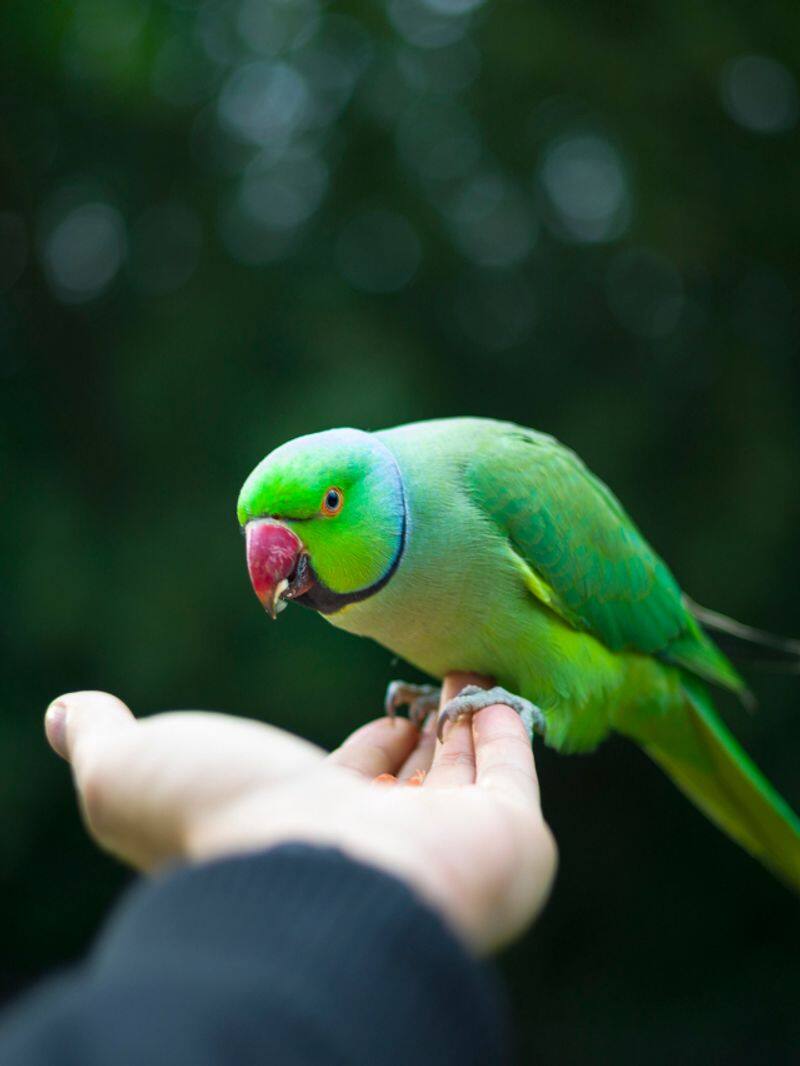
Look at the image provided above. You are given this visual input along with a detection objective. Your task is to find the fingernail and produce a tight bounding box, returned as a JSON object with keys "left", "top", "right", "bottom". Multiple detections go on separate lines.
{"left": 45, "top": 699, "right": 68, "bottom": 759}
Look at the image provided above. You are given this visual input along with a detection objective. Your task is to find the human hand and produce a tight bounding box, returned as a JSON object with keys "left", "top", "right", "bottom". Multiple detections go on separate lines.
{"left": 45, "top": 674, "right": 557, "bottom": 952}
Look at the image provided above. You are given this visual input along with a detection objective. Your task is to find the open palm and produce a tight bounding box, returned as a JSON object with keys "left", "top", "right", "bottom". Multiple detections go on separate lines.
{"left": 45, "top": 674, "right": 557, "bottom": 952}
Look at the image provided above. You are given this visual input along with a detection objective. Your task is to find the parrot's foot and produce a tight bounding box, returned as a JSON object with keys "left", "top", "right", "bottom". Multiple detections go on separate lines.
{"left": 436, "top": 685, "right": 545, "bottom": 742}
{"left": 384, "top": 680, "right": 441, "bottom": 726}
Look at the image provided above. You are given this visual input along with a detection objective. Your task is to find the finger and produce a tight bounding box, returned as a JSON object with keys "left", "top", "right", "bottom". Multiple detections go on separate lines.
{"left": 424, "top": 717, "right": 475, "bottom": 787}
{"left": 45, "top": 691, "right": 135, "bottom": 766}
{"left": 397, "top": 713, "right": 437, "bottom": 781}
{"left": 424, "top": 674, "right": 487, "bottom": 789}
{"left": 473, "top": 702, "right": 540, "bottom": 808}
{"left": 45, "top": 691, "right": 145, "bottom": 860}
{"left": 328, "top": 716, "right": 419, "bottom": 780}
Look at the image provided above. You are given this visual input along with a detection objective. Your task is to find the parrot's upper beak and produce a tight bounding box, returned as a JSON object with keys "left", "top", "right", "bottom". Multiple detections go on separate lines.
{"left": 245, "top": 519, "right": 312, "bottom": 619}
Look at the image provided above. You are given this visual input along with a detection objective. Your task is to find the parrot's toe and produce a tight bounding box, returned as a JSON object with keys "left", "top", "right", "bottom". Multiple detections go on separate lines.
{"left": 436, "top": 685, "right": 545, "bottom": 743}
{"left": 384, "top": 680, "right": 441, "bottom": 726}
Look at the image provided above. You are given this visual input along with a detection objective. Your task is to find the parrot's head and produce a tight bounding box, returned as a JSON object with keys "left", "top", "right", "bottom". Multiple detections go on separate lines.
{"left": 237, "top": 428, "right": 406, "bottom": 618}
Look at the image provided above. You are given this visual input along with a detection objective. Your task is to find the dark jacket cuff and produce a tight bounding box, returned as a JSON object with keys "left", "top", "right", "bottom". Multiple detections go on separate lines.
{"left": 88, "top": 843, "right": 511, "bottom": 1065}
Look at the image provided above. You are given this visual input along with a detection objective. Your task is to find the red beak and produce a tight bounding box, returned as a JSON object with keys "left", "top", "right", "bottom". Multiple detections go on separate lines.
{"left": 245, "top": 520, "right": 304, "bottom": 619}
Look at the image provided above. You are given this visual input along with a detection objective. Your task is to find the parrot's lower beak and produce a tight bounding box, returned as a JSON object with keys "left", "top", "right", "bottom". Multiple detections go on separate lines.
{"left": 245, "top": 519, "right": 311, "bottom": 619}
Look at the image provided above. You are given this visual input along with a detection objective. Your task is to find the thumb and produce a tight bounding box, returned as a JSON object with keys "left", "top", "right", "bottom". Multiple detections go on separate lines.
{"left": 45, "top": 690, "right": 135, "bottom": 766}
{"left": 45, "top": 691, "right": 142, "bottom": 861}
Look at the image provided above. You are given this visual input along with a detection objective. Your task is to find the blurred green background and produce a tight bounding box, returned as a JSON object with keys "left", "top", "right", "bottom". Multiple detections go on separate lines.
{"left": 1, "top": 0, "right": 799, "bottom": 1061}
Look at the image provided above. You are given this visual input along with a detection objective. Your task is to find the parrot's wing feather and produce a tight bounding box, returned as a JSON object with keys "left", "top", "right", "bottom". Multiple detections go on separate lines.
{"left": 465, "top": 427, "right": 745, "bottom": 694}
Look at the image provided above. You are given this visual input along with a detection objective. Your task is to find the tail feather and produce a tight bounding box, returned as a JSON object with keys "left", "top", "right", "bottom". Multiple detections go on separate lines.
{"left": 687, "top": 598, "right": 800, "bottom": 673}
{"left": 637, "top": 676, "right": 800, "bottom": 892}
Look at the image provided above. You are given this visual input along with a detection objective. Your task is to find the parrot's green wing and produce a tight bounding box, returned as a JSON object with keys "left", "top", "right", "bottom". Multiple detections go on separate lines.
{"left": 461, "top": 422, "right": 800, "bottom": 891}
{"left": 465, "top": 426, "right": 744, "bottom": 694}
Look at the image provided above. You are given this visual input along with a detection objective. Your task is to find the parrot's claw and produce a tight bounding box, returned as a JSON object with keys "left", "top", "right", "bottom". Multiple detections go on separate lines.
{"left": 436, "top": 685, "right": 545, "bottom": 743}
{"left": 384, "top": 680, "right": 441, "bottom": 726}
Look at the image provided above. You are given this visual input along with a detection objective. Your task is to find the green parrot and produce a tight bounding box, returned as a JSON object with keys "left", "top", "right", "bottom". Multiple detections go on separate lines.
{"left": 237, "top": 417, "right": 800, "bottom": 891}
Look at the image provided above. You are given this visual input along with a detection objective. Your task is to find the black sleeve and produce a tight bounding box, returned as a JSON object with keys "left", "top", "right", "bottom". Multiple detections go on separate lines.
{"left": 0, "top": 844, "right": 512, "bottom": 1065}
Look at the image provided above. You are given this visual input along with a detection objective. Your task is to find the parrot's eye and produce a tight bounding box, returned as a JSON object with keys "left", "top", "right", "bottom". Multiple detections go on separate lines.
{"left": 321, "top": 487, "right": 344, "bottom": 516}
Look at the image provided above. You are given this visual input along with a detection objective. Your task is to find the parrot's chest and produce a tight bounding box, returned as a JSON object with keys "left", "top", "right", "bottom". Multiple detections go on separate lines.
{"left": 321, "top": 520, "right": 531, "bottom": 683}
{"left": 324, "top": 580, "right": 458, "bottom": 677}
{"left": 326, "top": 587, "right": 487, "bottom": 679}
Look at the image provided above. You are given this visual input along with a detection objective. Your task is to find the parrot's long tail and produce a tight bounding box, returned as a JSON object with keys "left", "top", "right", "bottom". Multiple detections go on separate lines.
{"left": 638, "top": 676, "right": 800, "bottom": 892}
{"left": 687, "top": 597, "right": 800, "bottom": 673}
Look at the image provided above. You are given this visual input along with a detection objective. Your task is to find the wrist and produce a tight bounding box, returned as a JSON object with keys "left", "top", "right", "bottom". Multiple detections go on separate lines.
{"left": 182, "top": 795, "right": 481, "bottom": 949}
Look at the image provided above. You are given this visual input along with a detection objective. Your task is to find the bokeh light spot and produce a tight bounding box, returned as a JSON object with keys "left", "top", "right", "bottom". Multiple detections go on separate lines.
{"left": 720, "top": 55, "right": 799, "bottom": 135}
{"left": 237, "top": 0, "right": 320, "bottom": 57}
{"left": 421, "top": 0, "right": 486, "bottom": 14}
{"left": 239, "top": 153, "right": 329, "bottom": 230}
{"left": 42, "top": 202, "right": 126, "bottom": 303}
{"left": 294, "top": 16, "right": 374, "bottom": 130}
{"left": 539, "top": 134, "right": 630, "bottom": 244}
{"left": 388, "top": 0, "right": 470, "bottom": 49}
{"left": 447, "top": 173, "right": 536, "bottom": 267}
{"left": 218, "top": 61, "right": 310, "bottom": 147}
